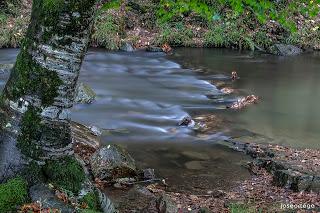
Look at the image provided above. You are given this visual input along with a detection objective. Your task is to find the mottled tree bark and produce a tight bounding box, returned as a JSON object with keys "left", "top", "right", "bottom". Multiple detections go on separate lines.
{"left": 2, "top": 0, "right": 98, "bottom": 161}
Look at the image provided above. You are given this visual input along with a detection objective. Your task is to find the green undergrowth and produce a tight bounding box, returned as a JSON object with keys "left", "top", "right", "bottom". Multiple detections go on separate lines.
{"left": 43, "top": 156, "right": 86, "bottom": 194}
{"left": 229, "top": 203, "right": 257, "bottom": 213}
{"left": 92, "top": 13, "right": 120, "bottom": 50}
{"left": 0, "top": 177, "right": 29, "bottom": 213}
{"left": 0, "top": 0, "right": 319, "bottom": 50}
{"left": 155, "top": 22, "right": 194, "bottom": 46}
{"left": 80, "top": 191, "right": 101, "bottom": 212}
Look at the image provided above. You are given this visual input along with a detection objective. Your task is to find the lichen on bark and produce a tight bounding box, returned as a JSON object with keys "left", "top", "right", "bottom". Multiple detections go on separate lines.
{"left": 3, "top": 0, "right": 98, "bottom": 161}
{"left": 1, "top": 0, "right": 100, "bottom": 196}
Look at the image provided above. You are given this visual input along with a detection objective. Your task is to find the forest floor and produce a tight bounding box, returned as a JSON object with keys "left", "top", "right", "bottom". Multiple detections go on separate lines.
{"left": 1, "top": 0, "right": 319, "bottom": 52}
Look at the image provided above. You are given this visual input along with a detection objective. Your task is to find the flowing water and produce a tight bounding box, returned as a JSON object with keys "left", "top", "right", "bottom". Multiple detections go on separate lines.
{"left": 1, "top": 48, "right": 319, "bottom": 193}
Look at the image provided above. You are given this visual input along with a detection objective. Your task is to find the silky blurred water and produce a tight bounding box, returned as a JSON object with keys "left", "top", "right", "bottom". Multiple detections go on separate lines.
{"left": 3, "top": 47, "right": 319, "bottom": 193}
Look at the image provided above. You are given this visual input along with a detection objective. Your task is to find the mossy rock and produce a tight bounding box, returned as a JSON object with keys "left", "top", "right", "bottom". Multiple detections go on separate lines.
{"left": 81, "top": 209, "right": 102, "bottom": 213}
{"left": 43, "top": 156, "right": 85, "bottom": 194}
{"left": 0, "top": 177, "right": 28, "bottom": 212}
{"left": 80, "top": 191, "right": 100, "bottom": 211}
{"left": 268, "top": 44, "right": 303, "bottom": 56}
{"left": 20, "top": 161, "right": 46, "bottom": 185}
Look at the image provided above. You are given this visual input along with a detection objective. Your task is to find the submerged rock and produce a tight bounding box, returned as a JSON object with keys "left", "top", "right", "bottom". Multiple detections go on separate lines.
{"left": 227, "top": 95, "right": 259, "bottom": 110}
{"left": 74, "top": 83, "right": 96, "bottom": 104}
{"left": 269, "top": 44, "right": 303, "bottom": 56}
{"left": 181, "top": 151, "right": 210, "bottom": 160}
{"left": 90, "top": 145, "right": 137, "bottom": 181}
{"left": 184, "top": 161, "right": 205, "bottom": 170}
{"left": 231, "top": 71, "right": 238, "bottom": 81}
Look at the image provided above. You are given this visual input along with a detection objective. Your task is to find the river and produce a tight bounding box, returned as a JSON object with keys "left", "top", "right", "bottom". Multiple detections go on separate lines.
{"left": 1, "top": 47, "right": 319, "bottom": 193}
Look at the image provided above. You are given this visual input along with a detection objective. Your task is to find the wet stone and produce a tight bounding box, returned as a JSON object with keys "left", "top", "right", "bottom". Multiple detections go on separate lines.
{"left": 29, "top": 184, "right": 75, "bottom": 213}
{"left": 90, "top": 145, "right": 137, "bottom": 181}
{"left": 74, "top": 82, "right": 96, "bottom": 104}
{"left": 269, "top": 44, "right": 303, "bottom": 56}
{"left": 143, "top": 168, "right": 156, "bottom": 180}
{"left": 273, "top": 169, "right": 315, "bottom": 192}
{"left": 178, "top": 116, "right": 194, "bottom": 127}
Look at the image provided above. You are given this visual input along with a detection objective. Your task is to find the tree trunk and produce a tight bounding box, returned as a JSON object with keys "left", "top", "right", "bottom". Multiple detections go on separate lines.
{"left": 2, "top": 0, "right": 98, "bottom": 161}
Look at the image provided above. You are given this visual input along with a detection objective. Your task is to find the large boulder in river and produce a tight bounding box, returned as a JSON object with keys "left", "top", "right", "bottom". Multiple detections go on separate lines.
{"left": 74, "top": 83, "right": 96, "bottom": 104}
{"left": 269, "top": 44, "right": 303, "bottom": 56}
{"left": 90, "top": 145, "right": 137, "bottom": 181}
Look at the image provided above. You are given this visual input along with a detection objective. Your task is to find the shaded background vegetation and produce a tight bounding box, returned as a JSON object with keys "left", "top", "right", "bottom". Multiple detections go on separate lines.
{"left": 0, "top": 0, "right": 319, "bottom": 50}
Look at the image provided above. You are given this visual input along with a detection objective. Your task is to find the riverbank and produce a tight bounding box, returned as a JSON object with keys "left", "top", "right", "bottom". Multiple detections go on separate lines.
{"left": 1, "top": 0, "right": 319, "bottom": 52}
{"left": 1, "top": 118, "right": 319, "bottom": 212}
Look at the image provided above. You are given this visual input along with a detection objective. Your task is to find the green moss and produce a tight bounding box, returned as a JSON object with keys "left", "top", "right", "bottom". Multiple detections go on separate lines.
{"left": 17, "top": 106, "right": 44, "bottom": 159}
{"left": 43, "top": 156, "right": 86, "bottom": 194}
{"left": 81, "top": 209, "right": 102, "bottom": 213}
{"left": 5, "top": 48, "right": 62, "bottom": 106}
{"left": 43, "top": 0, "right": 64, "bottom": 11}
{"left": 21, "top": 161, "right": 46, "bottom": 185}
{"left": 80, "top": 191, "right": 100, "bottom": 211}
{"left": 0, "top": 177, "right": 28, "bottom": 212}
